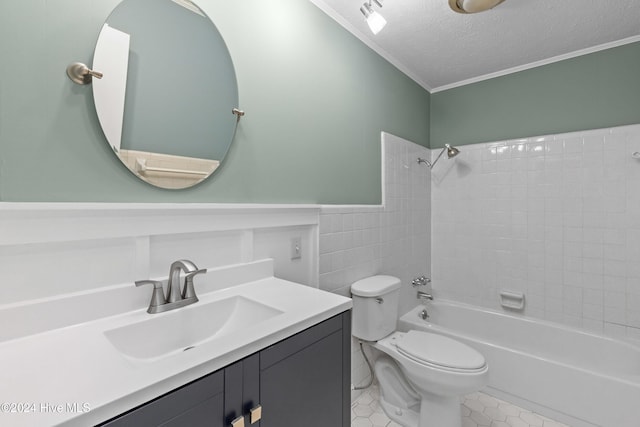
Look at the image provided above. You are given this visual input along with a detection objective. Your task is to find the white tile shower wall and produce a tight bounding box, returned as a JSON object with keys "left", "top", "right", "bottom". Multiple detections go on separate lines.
{"left": 431, "top": 123, "right": 640, "bottom": 342}
{"left": 319, "top": 132, "right": 432, "bottom": 392}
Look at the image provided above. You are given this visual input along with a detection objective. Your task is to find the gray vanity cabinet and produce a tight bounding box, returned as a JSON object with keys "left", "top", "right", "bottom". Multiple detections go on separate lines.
{"left": 259, "top": 311, "right": 350, "bottom": 427}
{"left": 99, "top": 311, "right": 350, "bottom": 427}
{"left": 99, "top": 369, "right": 225, "bottom": 427}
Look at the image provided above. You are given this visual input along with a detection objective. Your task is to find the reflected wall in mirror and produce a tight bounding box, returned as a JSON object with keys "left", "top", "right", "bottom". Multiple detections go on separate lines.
{"left": 93, "top": 0, "right": 239, "bottom": 189}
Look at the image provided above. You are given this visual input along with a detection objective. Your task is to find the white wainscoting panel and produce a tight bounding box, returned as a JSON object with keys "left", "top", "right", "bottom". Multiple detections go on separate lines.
{"left": 0, "top": 204, "right": 320, "bottom": 307}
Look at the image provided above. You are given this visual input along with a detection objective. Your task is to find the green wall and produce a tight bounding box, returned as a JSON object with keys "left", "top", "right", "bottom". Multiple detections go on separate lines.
{"left": 430, "top": 42, "right": 640, "bottom": 148}
{"left": 0, "top": 0, "right": 430, "bottom": 203}
{"left": 3, "top": 0, "right": 638, "bottom": 202}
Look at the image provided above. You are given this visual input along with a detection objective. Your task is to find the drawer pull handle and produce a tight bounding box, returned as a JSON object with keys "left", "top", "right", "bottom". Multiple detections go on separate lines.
{"left": 231, "top": 415, "right": 245, "bottom": 427}
{"left": 250, "top": 405, "right": 262, "bottom": 424}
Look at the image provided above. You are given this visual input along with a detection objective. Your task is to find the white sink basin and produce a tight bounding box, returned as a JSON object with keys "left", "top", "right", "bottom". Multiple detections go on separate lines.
{"left": 104, "top": 296, "right": 283, "bottom": 361}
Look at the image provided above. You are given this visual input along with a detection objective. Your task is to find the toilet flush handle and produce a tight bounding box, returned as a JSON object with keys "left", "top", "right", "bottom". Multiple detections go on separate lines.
{"left": 375, "top": 297, "right": 384, "bottom": 304}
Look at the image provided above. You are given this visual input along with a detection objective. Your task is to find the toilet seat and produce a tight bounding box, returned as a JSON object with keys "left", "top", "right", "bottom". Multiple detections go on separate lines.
{"left": 393, "top": 330, "right": 486, "bottom": 373}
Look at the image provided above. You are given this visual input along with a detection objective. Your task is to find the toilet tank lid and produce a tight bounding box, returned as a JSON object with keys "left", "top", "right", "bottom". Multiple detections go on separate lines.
{"left": 351, "top": 275, "right": 401, "bottom": 297}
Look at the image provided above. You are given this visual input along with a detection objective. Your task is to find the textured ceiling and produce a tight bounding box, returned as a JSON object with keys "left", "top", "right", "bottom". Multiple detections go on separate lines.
{"left": 310, "top": 0, "right": 640, "bottom": 91}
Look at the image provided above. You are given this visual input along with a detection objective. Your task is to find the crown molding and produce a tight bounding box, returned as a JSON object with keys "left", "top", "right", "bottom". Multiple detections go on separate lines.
{"left": 431, "top": 35, "right": 640, "bottom": 93}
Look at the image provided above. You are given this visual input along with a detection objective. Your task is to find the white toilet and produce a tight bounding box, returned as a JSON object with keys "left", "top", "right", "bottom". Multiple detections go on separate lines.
{"left": 351, "top": 275, "right": 488, "bottom": 427}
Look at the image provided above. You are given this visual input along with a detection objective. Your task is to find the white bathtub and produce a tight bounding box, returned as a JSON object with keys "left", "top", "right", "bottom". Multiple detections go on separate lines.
{"left": 398, "top": 300, "right": 640, "bottom": 427}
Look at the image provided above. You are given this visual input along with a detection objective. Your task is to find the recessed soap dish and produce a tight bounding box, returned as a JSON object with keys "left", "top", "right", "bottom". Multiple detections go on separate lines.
{"left": 499, "top": 290, "right": 525, "bottom": 311}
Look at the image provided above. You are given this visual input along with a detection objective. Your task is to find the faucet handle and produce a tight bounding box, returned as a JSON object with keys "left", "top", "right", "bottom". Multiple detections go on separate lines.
{"left": 185, "top": 268, "right": 207, "bottom": 278}
{"left": 182, "top": 268, "right": 207, "bottom": 300}
{"left": 135, "top": 280, "right": 166, "bottom": 312}
{"left": 411, "top": 276, "right": 431, "bottom": 287}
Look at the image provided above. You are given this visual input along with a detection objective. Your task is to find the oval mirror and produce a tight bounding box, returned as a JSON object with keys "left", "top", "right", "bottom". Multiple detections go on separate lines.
{"left": 92, "top": 0, "right": 239, "bottom": 189}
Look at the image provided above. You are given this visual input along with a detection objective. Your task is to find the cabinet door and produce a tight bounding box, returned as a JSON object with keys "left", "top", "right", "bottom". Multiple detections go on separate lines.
{"left": 99, "top": 370, "right": 224, "bottom": 427}
{"left": 224, "top": 354, "right": 260, "bottom": 427}
{"left": 258, "top": 312, "right": 350, "bottom": 427}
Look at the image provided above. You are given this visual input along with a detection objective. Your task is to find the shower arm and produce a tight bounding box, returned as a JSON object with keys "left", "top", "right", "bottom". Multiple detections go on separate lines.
{"left": 417, "top": 146, "right": 447, "bottom": 169}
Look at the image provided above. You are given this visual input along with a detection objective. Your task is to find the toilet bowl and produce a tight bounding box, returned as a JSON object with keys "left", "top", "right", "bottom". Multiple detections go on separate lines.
{"left": 375, "top": 331, "right": 488, "bottom": 427}
{"left": 374, "top": 354, "right": 421, "bottom": 427}
{"left": 351, "top": 275, "right": 488, "bottom": 427}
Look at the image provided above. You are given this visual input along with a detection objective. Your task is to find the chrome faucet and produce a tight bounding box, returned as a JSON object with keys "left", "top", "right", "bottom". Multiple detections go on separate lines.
{"left": 417, "top": 291, "right": 434, "bottom": 301}
{"left": 136, "top": 259, "right": 207, "bottom": 314}
{"left": 167, "top": 259, "right": 198, "bottom": 303}
{"left": 411, "top": 276, "right": 431, "bottom": 287}
{"left": 417, "top": 290, "right": 433, "bottom": 320}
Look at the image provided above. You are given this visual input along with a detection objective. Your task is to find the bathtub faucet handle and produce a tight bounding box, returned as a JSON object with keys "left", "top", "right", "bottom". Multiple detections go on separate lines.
{"left": 412, "top": 276, "right": 431, "bottom": 287}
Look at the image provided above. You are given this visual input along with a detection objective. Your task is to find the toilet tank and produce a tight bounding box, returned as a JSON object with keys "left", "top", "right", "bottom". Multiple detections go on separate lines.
{"left": 351, "top": 275, "right": 401, "bottom": 341}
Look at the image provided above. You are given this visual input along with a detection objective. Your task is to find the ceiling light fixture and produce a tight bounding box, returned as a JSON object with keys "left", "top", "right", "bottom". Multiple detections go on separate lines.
{"left": 360, "top": 0, "right": 387, "bottom": 35}
{"left": 449, "top": 0, "right": 506, "bottom": 14}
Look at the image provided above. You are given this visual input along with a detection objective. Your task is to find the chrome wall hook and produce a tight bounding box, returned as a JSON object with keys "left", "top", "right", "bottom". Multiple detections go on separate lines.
{"left": 66, "top": 62, "right": 104, "bottom": 85}
{"left": 232, "top": 108, "right": 245, "bottom": 123}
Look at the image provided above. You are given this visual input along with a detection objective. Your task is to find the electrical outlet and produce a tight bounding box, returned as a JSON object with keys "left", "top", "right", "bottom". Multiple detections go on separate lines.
{"left": 291, "top": 237, "right": 302, "bottom": 260}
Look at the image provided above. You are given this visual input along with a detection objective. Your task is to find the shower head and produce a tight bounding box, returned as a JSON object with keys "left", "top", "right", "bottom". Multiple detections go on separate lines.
{"left": 446, "top": 144, "right": 460, "bottom": 159}
{"left": 417, "top": 144, "right": 461, "bottom": 169}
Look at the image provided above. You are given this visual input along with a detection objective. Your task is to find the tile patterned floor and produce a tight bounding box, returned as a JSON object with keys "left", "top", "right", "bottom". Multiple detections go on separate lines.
{"left": 351, "top": 385, "right": 570, "bottom": 427}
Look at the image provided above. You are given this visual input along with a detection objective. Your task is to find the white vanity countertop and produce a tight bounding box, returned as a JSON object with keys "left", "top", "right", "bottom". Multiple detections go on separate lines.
{"left": 0, "top": 265, "right": 352, "bottom": 426}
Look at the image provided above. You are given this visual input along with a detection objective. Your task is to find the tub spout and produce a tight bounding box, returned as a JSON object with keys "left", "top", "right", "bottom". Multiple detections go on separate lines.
{"left": 417, "top": 291, "right": 434, "bottom": 301}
